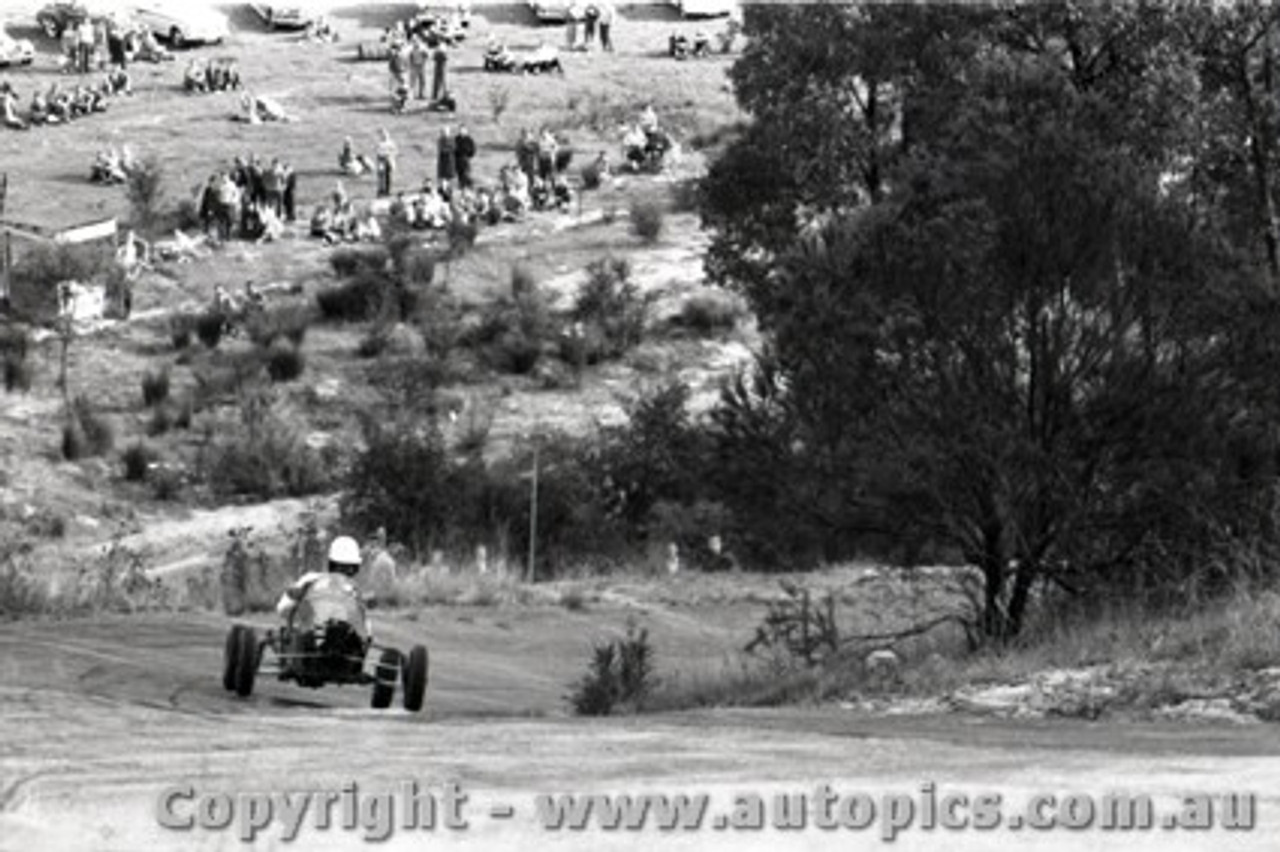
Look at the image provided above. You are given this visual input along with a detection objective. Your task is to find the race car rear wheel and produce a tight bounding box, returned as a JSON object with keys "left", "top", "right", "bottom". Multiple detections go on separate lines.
{"left": 222, "top": 625, "right": 243, "bottom": 691}
{"left": 402, "top": 645, "right": 428, "bottom": 712}
{"left": 234, "top": 626, "right": 258, "bottom": 698}
{"left": 371, "top": 648, "right": 401, "bottom": 709}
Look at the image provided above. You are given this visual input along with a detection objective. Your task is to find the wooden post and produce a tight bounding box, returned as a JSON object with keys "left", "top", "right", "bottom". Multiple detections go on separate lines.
{"left": 526, "top": 441, "right": 539, "bottom": 583}
{"left": 1, "top": 229, "right": 10, "bottom": 306}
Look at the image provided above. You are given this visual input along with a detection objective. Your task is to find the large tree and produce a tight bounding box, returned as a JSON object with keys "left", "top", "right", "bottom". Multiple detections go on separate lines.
{"left": 703, "top": 1, "right": 1280, "bottom": 641}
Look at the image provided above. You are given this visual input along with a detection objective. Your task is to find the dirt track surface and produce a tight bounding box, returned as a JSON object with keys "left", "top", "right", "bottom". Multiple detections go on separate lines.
{"left": 1, "top": 612, "right": 1279, "bottom": 852}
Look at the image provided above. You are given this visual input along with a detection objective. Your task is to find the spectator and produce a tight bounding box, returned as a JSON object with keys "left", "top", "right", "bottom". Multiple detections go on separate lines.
{"left": 76, "top": 17, "right": 96, "bottom": 74}
{"left": 106, "top": 17, "right": 127, "bottom": 70}
{"left": 584, "top": 4, "right": 600, "bottom": 48}
{"left": 430, "top": 40, "right": 449, "bottom": 102}
{"left": 436, "top": 124, "right": 457, "bottom": 189}
{"left": 454, "top": 125, "right": 476, "bottom": 189}
{"left": 282, "top": 162, "right": 297, "bottom": 222}
{"left": 598, "top": 0, "right": 616, "bottom": 52}
{"left": 375, "top": 128, "right": 397, "bottom": 197}
{"left": 408, "top": 36, "right": 429, "bottom": 100}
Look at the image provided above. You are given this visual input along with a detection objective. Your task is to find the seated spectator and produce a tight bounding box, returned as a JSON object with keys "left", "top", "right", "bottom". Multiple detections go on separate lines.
{"left": 692, "top": 30, "right": 711, "bottom": 57}
{"left": 91, "top": 147, "right": 128, "bottom": 184}
{"left": 1, "top": 83, "right": 25, "bottom": 130}
{"left": 184, "top": 59, "right": 208, "bottom": 92}
{"left": 338, "top": 137, "right": 372, "bottom": 176}
{"left": 552, "top": 174, "right": 573, "bottom": 210}
{"left": 484, "top": 39, "right": 518, "bottom": 72}
{"left": 239, "top": 92, "right": 293, "bottom": 123}
{"left": 530, "top": 175, "right": 550, "bottom": 210}
{"left": 523, "top": 42, "right": 564, "bottom": 75}
{"left": 133, "top": 30, "right": 172, "bottom": 62}
{"left": 669, "top": 32, "right": 689, "bottom": 60}
{"left": 104, "top": 67, "right": 132, "bottom": 95}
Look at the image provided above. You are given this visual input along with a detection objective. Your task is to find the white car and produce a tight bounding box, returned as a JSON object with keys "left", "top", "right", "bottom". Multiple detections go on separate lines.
{"left": 248, "top": 4, "right": 312, "bottom": 30}
{"left": 0, "top": 31, "right": 36, "bottom": 67}
{"left": 528, "top": 0, "right": 574, "bottom": 23}
{"left": 130, "top": 1, "right": 229, "bottom": 46}
{"left": 673, "top": 0, "right": 735, "bottom": 18}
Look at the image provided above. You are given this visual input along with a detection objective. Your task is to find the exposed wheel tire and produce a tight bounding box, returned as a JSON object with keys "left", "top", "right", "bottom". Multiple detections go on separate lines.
{"left": 169, "top": 27, "right": 185, "bottom": 48}
{"left": 222, "top": 625, "right": 243, "bottom": 691}
{"left": 371, "top": 648, "right": 401, "bottom": 709}
{"left": 402, "top": 645, "right": 428, "bottom": 712}
{"left": 39, "top": 18, "right": 60, "bottom": 39}
{"left": 234, "top": 626, "right": 258, "bottom": 698}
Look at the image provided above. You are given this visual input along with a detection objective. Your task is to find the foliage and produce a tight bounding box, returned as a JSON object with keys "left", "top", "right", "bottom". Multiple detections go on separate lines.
{"left": 204, "top": 386, "right": 329, "bottom": 499}
{"left": 61, "top": 395, "right": 114, "bottom": 460}
{"left": 195, "top": 311, "right": 226, "bottom": 349}
{"left": 8, "top": 242, "right": 111, "bottom": 323}
{"left": 169, "top": 314, "right": 194, "bottom": 349}
{"left": 141, "top": 368, "right": 170, "bottom": 407}
{"left": 264, "top": 342, "right": 305, "bottom": 383}
{"left": 628, "top": 199, "right": 665, "bottom": 243}
{"left": 568, "top": 620, "right": 656, "bottom": 716}
{"left": 573, "top": 256, "right": 652, "bottom": 360}
{"left": 122, "top": 440, "right": 158, "bottom": 482}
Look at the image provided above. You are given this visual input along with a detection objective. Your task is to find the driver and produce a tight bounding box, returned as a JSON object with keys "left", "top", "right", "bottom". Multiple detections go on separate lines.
{"left": 276, "top": 535, "right": 370, "bottom": 636}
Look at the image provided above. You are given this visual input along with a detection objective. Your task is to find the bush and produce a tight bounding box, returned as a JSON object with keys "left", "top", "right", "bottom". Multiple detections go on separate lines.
{"left": 122, "top": 440, "right": 157, "bottom": 482}
{"left": 265, "top": 342, "right": 305, "bottom": 383}
{"left": 573, "top": 256, "right": 652, "bottom": 358}
{"left": 676, "top": 293, "right": 743, "bottom": 336}
{"left": 569, "top": 621, "right": 656, "bottom": 716}
{"left": 195, "top": 311, "right": 226, "bottom": 349}
{"left": 330, "top": 245, "right": 390, "bottom": 278}
{"left": 147, "top": 404, "right": 173, "bottom": 436}
{"left": 141, "top": 368, "right": 170, "bottom": 407}
{"left": 580, "top": 161, "right": 604, "bottom": 191}
{"left": 62, "top": 396, "right": 114, "bottom": 460}
{"left": 205, "top": 398, "right": 329, "bottom": 499}
{"left": 555, "top": 147, "right": 575, "bottom": 174}
{"left": 510, "top": 264, "right": 536, "bottom": 299}
{"left": 170, "top": 314, "right": 195, "bottom": 350}
{"left": 126, "top": 155, "right": 165, "bottom": 231}
{"left": 174, "top": 395, "right": 194, "bottom": 430}
{"left": 400, "top": 249, "right": 437, "bottom": 288}
{"left": 4, "top": 355, "right": 32, "bottom": 393}
{"left": 316, "top": 273, "right": 390, "bottom": 322}
{"left": 9, "top": 242, "right": 111, "bottom": 323}
{"left": 493, "top": 330, "right": 543, "bottom": 375}
{"left": 629, "top": 200, "right": 665, "bottom": 244}
{"left": 669, "top": 178, "right": 701, "bottom": 213}
{"left": 247, "top": 305, "right": 311, "bottom": 349}
{"left": 472, "top": 287, "right": 557, "bottom": 375}
{"left": 357, "top": 328, "right": 389, "bottom": 359}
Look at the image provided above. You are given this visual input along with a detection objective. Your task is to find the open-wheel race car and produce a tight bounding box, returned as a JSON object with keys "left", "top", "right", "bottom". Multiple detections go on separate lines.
{"left": 221, "top": 574, "right": 429, "bottom": 712}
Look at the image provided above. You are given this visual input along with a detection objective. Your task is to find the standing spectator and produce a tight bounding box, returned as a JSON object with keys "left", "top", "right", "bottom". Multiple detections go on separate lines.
{"left": 436, "top": 125, "right": 457, "bottom": 189}
{"left": 565, "top": 2, "right": 584, "bottom": 51}
{"left": 375, "top": 128, "right": 397, "bottom": 197}
{"left": 430, "top": 40, "right": 449, "bottom": 102}
{"left": 282, "top": 163, "right": 297, "bottom": 222}
{"left": 516, "top": 127, "right": 537, "bottom": 181}
{"left": 106, "top": 17, "right": 127, "bottom": 70}
{"left": 60, "top": 26, "right": 77, "bottom": 73}
{"left": 76, "top": 17, "right": 96, "bottom": 74}
{"left": 598, "top": 0, "right": 615, "bottom": 52}
{"left": 408, "top": 36, "right": 429, "bottom": 100}
{"left": 388, "top": 42, "right": 408, "bottom": 98}
{"left": 537, "top": 127, "right": 558, "bottom": 180}
{"left": 454, "top": 125, "right": 476, "bottom": 189}
{"left": 583, "top": 4, "right": 600, "bottom": 48}
{"left": 263, "top": 158, "right": 285, "bottom": 219}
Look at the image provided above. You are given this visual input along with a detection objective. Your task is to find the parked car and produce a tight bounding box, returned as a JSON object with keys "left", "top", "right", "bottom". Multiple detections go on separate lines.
{"left": 247, "top": 4, "right": 312, "bottom": 30}
{"left": 130, "top": 1, "right": 229, "bottom": 47}
{"left": 527, "top": 0, "right": 574, "bottom": 23}
{"left": 672, "top": 0, "right": 735, "bottom": 17}
{"left": 0, "top": 31, "right": 35, "bottom": 67}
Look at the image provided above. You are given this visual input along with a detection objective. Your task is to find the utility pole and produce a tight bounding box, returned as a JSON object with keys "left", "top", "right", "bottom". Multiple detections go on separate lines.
{"left": 526, "top": 440, "right": 539, "bottom": 583}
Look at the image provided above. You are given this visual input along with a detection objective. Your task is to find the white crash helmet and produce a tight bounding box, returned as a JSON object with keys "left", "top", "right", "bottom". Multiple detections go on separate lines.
{"left": 327, "top": 535, "right": 362, "bottom": 577}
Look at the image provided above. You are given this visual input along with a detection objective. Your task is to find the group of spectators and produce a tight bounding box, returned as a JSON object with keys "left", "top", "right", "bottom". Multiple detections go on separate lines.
{"left": 564, "top": 2, "right": 617, "bottom": 52}
{"left": 183, "top": 58, "right": 242, "bottom": 94}
{"left": 387, "top": 32, "right": 452, "bottom": 113}
{"left": 482, "top": 39, "right": 564, "bottom": 75}
{"left": 197, "top": 155, "right": 299, "bottom": 243}
{"left": 59, "top": 15, "right": 170, "bottom": 74}
{"left": 2, "top": 71, "right": 133, "bottom": 131}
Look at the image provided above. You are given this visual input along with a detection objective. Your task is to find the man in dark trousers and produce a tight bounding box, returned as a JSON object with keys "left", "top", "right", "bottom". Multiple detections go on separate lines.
{"left": 454, "top": 126, "right": 476, "bottom": 189}
{"left": 430, "top": 40, "right": 449, "bottom": 103}
{"left": 282, "top": 162, "right": 297, "bottom": 222}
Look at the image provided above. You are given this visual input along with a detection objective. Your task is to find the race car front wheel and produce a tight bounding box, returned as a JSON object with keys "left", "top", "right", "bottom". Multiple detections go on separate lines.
{"left": 371, "top": 648, "right": 401, "bottom": 709}
{"left": 222, "top": 625, "right": 243, "bottom": 691}
{"left": 234, "top": 626, "right": 258, "bottom": 698}
{"left": 402, "top": 645, "right": 428, "bottom": 713}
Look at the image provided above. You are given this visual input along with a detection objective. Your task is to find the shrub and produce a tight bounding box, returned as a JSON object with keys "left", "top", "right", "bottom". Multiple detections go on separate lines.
{"left": 573, "top": 256, "right": 652, "bottom": 358}
{"left": 493, "top": 330, "right": 542, "bottom": 375}
{"left": 245, "top": 305, "right": 311, "bottom": 349}
{"left": 357, "top": 328, "right": 389, "bottom": 359}
{"left": 195, "top": 311, "right": 226, "bottom": 349}
{"left": 170, "top": 314, "right": 194, "bottom": 350}
{"left": 580, "top": 161, "right": 604, "bottom": 191}
{"left": 174, "top": 395, "right": 194, "bottom": 430}
{"left": 62, "top": 396, "right": 114, "bottom": 460}
{"left": 151, "top": 465, "right": 183, "bottom": 501}
{"left": 205, "top": 406, "right": 329, "bottom": 499}
{"left": 141, "top": 368, "right": 170, "bottom": 407}
{"left": 629, "top": 199, "right": 665, "bottom": 244}
{"left": 147, "top": 404, "right": 173, "bottom": 436}
{"left": 122, "top": 440, "right": 157, "bottom": 482}
{"left": 669, "top": 178, "right": 701, "bottom": 213}
{"left": 510, "top": 264, "right": 536, "bottom": 299}
{"left": 126, "top": 155, "right": 165, "bottom": 231}
{"left": 316, "top": 273, "right": 389, "bottom": 322}
{"left": 175, "top": 197, "right": 201, "bottom": 231}
{"left": 265, "top": 342, "right": 305, "bottom": 383}
{"left": 488, "top": 86, "right": 510, "bottom": 124}
{"left": 400, "top": 249, "right": 437, "bottom": 288}
{"left": 472, "top": 286, "right": 557, "bottom": 375}
{"left": 330, "top": 245, "right": 390, "bottom": 278}
{"left": 569, "top": 621, "right": 656, "bottom": 716}
{"left": 9, "top": 242, "right": 111, "bottom": 323}
{"left": 4, "top": 355, "right": 32, "bottom": 393}
{"left": 676, "top": 293, "right": 743, "bottom": 336}
{"left": 555, "top": 147, "right": 575, "bottom": 174}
